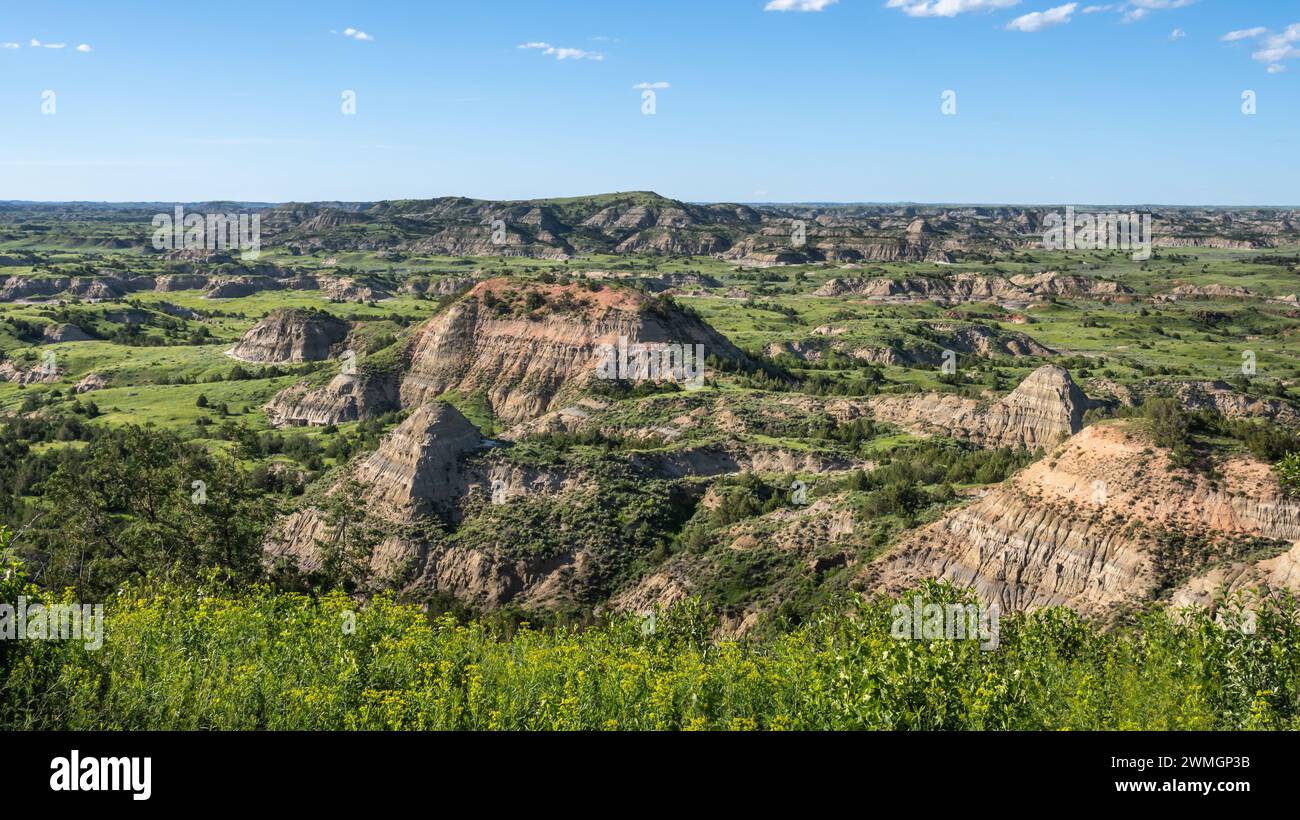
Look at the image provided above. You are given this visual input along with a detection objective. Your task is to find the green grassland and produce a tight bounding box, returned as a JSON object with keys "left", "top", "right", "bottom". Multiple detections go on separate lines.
{"left": 5, "top": 243, "right": 1299, "bottom": 436}
{"left": 4, "top": 578, "right": 1295, "bottom": 730}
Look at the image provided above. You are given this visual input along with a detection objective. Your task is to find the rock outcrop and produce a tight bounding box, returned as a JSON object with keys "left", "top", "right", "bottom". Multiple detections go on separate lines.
{"left": 864, "top": 422, "right": 1300, "bottom": 619}
{"left": 0, "top": 359, "right": 61, "bottom": 384}
{"left": 74, "top": 372, "right": 108, "bottom": 393}
{"left": 1087, "top": 378, "right": 1300, "bottom": 427}
{"left": 264, "top": 402, "right": 484, "bottom": 580}
{"left": 264, "top": 371, "right": 401, "bottom": 426}
{"left": 400, "top": 279, "right": 749, "bottom": 424}
{"left": 814, "top": 272, "right": 1128, "bottom": 304}
{"left": 42, "top": 323, "right": 92, "bottom": 343}
{"left": 868, "top": 365, "right": 1089, "bottom": 450}
{"left": 226, "top": 308, "right": 349, "bottom": 363}
{"left": 350, "top": 402, "right": 484, "bottom": 519}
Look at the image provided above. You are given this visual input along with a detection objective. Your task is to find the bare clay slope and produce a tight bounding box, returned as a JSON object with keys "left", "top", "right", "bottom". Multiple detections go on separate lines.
{"left": 863, "top": 421, "right": 1300, "bottom": 619}
{"left": 869, "top": 365, "right": 1091, "bottom": 450}
{"left": 400, "top": 278, "right": 750, "bottom": 424}
{"left": 265, "top": 401, "right": 485, "bottom": 583}
{"left": 227, "top": 308, "right": 349, "bottom": 364}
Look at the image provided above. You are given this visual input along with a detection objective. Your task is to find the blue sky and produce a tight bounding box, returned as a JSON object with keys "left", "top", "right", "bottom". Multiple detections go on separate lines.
{"left": 1, "top": 0, "right": 1296, "bottom": 204}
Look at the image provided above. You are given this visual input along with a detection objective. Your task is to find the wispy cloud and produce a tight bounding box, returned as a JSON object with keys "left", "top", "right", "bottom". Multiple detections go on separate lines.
{"left": 632, "top": 82, "right": 670, "bottom": 90}
{"left": 1169, "top": 27, "right": 1186, "bottom": 40}
{"left": 886, "top": 0, "right": 1020, "bottom": 17}
{"left": 1121, "top": 0, "right": 1194, "bottom": 24}
{"left": 190, "top": 137, "right": 306, "bottom": 146}
{"left": 1220, "top": 24, "right": 1300, "bottom": 72}
{"left": 1220, "top": 27, "right": 1266, "bottom": 42}
{"left": 3, "top": 39, "right": 92, "bottom": 52}
{"left": 517, "top": 42, "right": 604, "bottom": 61}
{"left": 764, "top": 0, "right": 839, "bottom": 11}
{"left": 1006, "top": 3, "right": 1077, "bottom": 31}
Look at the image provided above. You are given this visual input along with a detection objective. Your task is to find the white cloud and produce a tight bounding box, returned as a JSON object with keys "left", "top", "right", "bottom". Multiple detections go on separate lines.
{"left": 340, "top": 27, "right": 374, "bottom": 42}
{"left": 885, "top": 0, "right": 1020, "bottom": 17}
{"left": 1082, "top": 4, "right": 1114, "bottom": 11}
{"left": 1220, "top": 27, "right": 1266, "bottom": 42}
{"left": 1251, "top": 25, "right": 1300, "bottom": 65}
{"left": 4, "top": 38, "right": 89, "bottom": 52}
{"left": 1006, "top": 3, "right": 1077, "bottom": 31}
{"left": 1169, "top": 27, "right": 1185, "bottom": 40}
{"left": 632, "top": 82, "right": 670, "bottom": 89}
{"left": 1121, "top": 0, "right": 1193, "bottom": 23}
{"left": 517, "top": 42, "right": 604, "bottom": 61}
{"left": 764, "top": 0, "right": 838, "bottom": 11}
{"left": 555, "top": 47, "right": 601, "bottom": 60}
{"left": 1221, "top": 23, "right": 1300, "bottom": 72}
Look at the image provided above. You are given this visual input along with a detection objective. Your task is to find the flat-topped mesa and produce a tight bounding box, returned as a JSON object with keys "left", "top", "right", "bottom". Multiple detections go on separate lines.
{"left": 399, "top": 278, "right": 750, "bottom": 424}
{"left": 869, "top": 365, "right": 1089, "bottom": 450}
{"left": 226, "top": 308, "right": 350, "bottom": 364}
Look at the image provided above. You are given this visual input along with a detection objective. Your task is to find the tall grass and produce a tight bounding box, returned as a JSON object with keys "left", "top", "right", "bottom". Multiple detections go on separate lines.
{"left": 3, "top": 576, "right": 1296, "bottom": 731}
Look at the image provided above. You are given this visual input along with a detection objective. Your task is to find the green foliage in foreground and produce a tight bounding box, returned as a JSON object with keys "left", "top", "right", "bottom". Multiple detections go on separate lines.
{"left": 3, "top": 578, "right": 1297, "bottom": 731}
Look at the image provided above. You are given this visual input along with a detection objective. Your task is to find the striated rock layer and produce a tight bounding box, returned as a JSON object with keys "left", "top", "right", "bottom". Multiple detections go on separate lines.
{"left": 264, "top": 402, "right": 484, "bottom": 580}
{"left": 400, "top": 278, "right": 750, "bottom": 424}
{"left": 227, "top": 308, "right": 349, "bottom": 363}
{"left": 814, "top": 271, "right": 1129, "bottom": 304}
{"left": 265, "top": 371, "right": 400, "bottom": 426}
{"left": 868, "top": 365, "right": 1089, "bottom": 450}
{"left": 863, "top": 422, "right": 1300, "bottom": 619}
